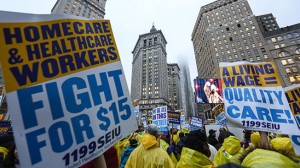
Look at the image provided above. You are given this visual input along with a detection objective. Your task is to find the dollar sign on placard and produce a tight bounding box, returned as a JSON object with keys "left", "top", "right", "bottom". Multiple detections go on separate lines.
{"left": 97, "top": 107, "right": 110, "bottom": 131}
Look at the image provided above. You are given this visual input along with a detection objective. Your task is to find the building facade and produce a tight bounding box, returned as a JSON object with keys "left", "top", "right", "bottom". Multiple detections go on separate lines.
{"left": 264, "top": 24, "right": 300, "bottom": 86}
{"left": 131, "top": 25, "right": 169, "bottom": 118}
{"left": 167, "top": 63, "right": 182, "bottom": 110}
{"left": 256, "top": 13, "right": 279, "bottom": 34}
{"left": 192, "top": 0, "right": 273, "bottom": 78}
{"left": 51, "top": 0, "right": 107, "bottom": 19}
{"left": 179, "top": 62, "right": 196, "bottom": 117}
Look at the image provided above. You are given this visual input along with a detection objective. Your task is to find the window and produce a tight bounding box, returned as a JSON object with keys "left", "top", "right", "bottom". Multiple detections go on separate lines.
{"left": 263, "top": 54, "right": 268, "bottom": 59}
{"left": 281, "top": 60, "right": 287, "bottom": 65}
{"left": 247, "top": 51, "right": 251, "bottom": 56}
{"left": 271, "top": 38, "right": 276, "bottom": 42}
{"left": 249, "top": 57, "right": 254, "bottom": 62}
{"left": 294, "top": 32, "right": 300, "bottom": 37}
{"left": 292, "top": 67, "right": 298, "bottom": 73}
{"left": 277, "top": 36, "right": 283, "bottom": 41}
{"left": 274, "top": 45, "right": 280, "bottom": 49}
{"left": 278, "top": 51, "right": 291, "bottom": 57}
{"left": 287, "top": 59, "right": 294, "bottom": 64}
{"left": 237, "top": 23, "right": 241, "bottom": 28}
{"left": 285, "top": 68, "right": 291, "bottom": 74}
{"left": 280, "top": 43, "right": 286, "bottom": 48}
{"left": 253, "top": 49, "right": 259, "bottom": 55}
{"left": 289, "top": 76, "right": 296, "bottom": 83}
{"left": 296, "top": 48, "right": 300, "bottom": 54}
{"left": 229, "top": 55, "right": 232, "bottom": 60}
{"left": 287, "top": 34, "right": 293, "bottom": 39}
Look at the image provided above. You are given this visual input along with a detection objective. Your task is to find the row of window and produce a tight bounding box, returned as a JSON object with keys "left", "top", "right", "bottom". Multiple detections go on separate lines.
{"left": 286, "top": 67, "right": 298, "bottom": 74}
{"left": 271, "top": 32, "right": 300, "bottom": 42}
{"left": 289, "top": 75, "right": 300, "bottom": 83}
{"left": 278, "top": 48, "right": 300, "bottom": 57}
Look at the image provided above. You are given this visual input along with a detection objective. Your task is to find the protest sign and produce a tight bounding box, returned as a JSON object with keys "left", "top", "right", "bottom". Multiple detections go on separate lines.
{"left": 216, "top": 112, "right": 226, "bottom": 126}
{"left": 0, "top": 122, "right": 11, "bottom": 136}
{"left": 167, "top": 111, "right": 180, "bottom": 124}
{"left": 284, "top": 84, "right": 300, "bottom": 155}
{"left": 0, "top": 11, "right": 137, "bottom": 167}
{"left": 220, "top": 61, "right": 300, "bottom": 135}
{"left": 152, "top": 106, "right": 168, "bottom": 134}
{"left": 194, "top": 78, "right": 223, "bottom": 103}
{"left": 134, "top": 106, "right": 139, "bottom": 118}
{"left": 190, "top": 116, "right": 202, "bottom": 130}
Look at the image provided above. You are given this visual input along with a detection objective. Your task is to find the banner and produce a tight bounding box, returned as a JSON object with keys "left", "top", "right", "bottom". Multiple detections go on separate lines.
{"left": 190, "top": 116, "right": 202, "bottom": 130}
{"left": 194, "top": 78, "right": 223, "bottom": 103}
{"left": 152, "top": 106, "right": 168, "bottom": 134}
{"left": 284, "top": 84, "right": 300, "bottom": 155}
{"left": 167, "top": 111, "right": 180, "bottom": 124}
{"left": 0, "top": 122, "right": 11, "bottom": 136}
{"left": 216, "top": 112, "right": 226, "bottom": 126}
{"left": 0, "top": 11, "right": 137, "bottom": 168}
{"left": 220, "top": 61, "right": 300, "bottom": 135}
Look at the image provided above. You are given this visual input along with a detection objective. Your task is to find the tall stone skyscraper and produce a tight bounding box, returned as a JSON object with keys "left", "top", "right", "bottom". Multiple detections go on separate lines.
{"left": 131, "top": 25, "right": 168, "bottom": 118}
{"left": 51, "top": 0, "right": 107, "bottom": 19}
{"left": 192, "top": 0, "right": 273, "bottom": 78}
{"left": 167, "top": 63, "right": 181, "bottom": 110}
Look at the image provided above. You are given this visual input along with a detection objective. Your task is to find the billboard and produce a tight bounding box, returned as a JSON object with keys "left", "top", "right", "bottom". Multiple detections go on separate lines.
{"left": 194, "top": 78, "right": 223, "bottom": 103}
{"left": 0, "top": 11, "right": 137, "bottom": 167}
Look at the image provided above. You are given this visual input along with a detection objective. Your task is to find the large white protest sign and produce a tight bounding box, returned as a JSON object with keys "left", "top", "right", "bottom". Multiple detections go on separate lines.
{"left": 0, "top": 11, "right": 137, "bottom": 167}
{"left": 284, "top": 84, "right": 300, "bottom": 155}
{"left": 152, "top": 106, "right": 168, "bottom": 127}
{"left": 219, "top": 61, "right": 299, "bottom": 135}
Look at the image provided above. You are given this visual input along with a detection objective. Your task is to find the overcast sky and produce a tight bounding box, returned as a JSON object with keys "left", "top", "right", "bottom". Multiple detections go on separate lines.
{"left": 1, "top": 0, "right": 300, "bottom": 90}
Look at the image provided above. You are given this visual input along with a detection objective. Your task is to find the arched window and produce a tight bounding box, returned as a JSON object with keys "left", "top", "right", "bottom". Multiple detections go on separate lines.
{"left": 278, "top": 51, "right": 291, "bottom": 57}
{"left": 296, "top": 48, "right": 300, "bottom": 54}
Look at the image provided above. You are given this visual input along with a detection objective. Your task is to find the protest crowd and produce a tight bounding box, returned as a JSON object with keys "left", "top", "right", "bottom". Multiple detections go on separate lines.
{"left": 1, "top": 122, "right": 300, "bottom": 168}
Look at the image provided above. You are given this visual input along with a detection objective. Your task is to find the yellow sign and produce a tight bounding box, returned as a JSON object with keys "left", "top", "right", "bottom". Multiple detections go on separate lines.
{"left": 0, "top": 20, "right": 120, "bottom": 93}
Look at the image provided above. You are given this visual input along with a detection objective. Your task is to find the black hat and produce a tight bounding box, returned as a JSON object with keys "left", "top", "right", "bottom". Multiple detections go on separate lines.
{"left": 209, "top": 129, "right": 217, "bottom": 134}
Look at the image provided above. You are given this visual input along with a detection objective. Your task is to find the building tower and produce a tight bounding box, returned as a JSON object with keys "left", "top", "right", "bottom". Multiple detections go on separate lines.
{"left": 256, "top": 13, "right": 280, "bottom": 34}
{"left": 192, "top": 0, "right": 273, "bottom": 78}
{"left": 51, "top": 0, "right": 107, "bottom": 19}
{"left": 179, "top": 61, "right": 196, "bottom": 117}
{"left": 167, "top": 63, "right": 182, "bottom": 110}
{"left": 131, "top": 25, "right": 169, "bottom": 119}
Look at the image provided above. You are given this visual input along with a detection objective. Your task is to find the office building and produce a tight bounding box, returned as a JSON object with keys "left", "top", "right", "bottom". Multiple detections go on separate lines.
{"left": 167, "top": 63, "right": 182, "bottom": 110}
{"left": 192, "top": 0, "right": 272, "bottom": 78}
{"left": 264, "top": 24, "right": 300, "bottom": 86}
{"left": 179, "top": 62, "right": 196, "bottom": 117}
{"left": 51, "top": 0, "right": 107, "bottom": 19}
{"left": 256, "top": 13, "right": 279, "bottom": 34}
{"left": 131, "top": 25, "right": 169, "bottom": 118}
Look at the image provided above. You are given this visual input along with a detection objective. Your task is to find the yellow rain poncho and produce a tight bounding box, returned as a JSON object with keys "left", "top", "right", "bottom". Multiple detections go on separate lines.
{"left": 241, "top": 148, "right": 298, "bottom": 168}
{"left": 160, "top": 139, "right": 178, "bottom": 165}
{"left": 0, "top": 146, "right": 8, "bottom": 159}
{"left": 125, "top": 133, "right": 175, "bottom": 168}
{"left": 213, "top": 136, "right": 243, "bottom": 167}
{"left": 115, "top": 138, "right": 130, "bottom": 165}
{"left": 270, "top": 137, "right": 299, "bottom": 159}
{"left": 250, "top": 132, "right": 262, "bottom": 148}
{"left": 176, "top": 147, "right": 213, "bottom": 168}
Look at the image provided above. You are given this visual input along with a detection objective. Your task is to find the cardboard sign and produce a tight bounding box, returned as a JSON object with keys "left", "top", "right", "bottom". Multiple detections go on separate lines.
{"left": 284, "top": 84, "right": 300, "bottom": 155}
{"left": 190, "top": 116, "right": 202, "bottom": 130}
{"left": 216, "top": 112, "right": 226, "bottom": 126}
{"left": 0, "top": 11, "right": 137, "bottom": 167}
{"left": 167, "top": 111, "right": 180, "bottom": 124}
{"left": 220, "top": 61, "right": 300, "bottom": 135}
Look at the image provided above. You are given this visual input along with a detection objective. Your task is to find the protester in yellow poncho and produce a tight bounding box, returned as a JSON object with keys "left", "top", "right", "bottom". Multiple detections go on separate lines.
{"left": 160, "top": 137, "right": 178, "bottom": 165}
{"left": 241, "top": 148, "right": 298, "bottom": 168}
{"left": 125, "top": 124, "right": 175, "bottom": 168}
{"left": 213, "top": 135, "right": 243, "bottom": 167}
{"left": 177, "top": 134, "right": 213, "bottom": 168}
